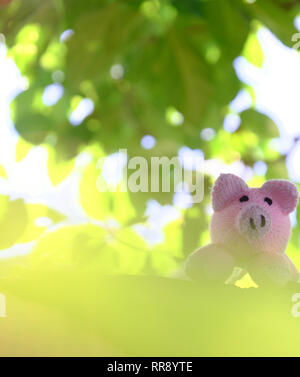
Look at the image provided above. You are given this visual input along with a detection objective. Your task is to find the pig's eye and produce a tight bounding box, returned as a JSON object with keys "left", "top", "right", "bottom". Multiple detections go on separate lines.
{"left": 264, "top": 197, "right": 273, "bottom": 206}
{"left": 239, "top": 195, "right": 249, "bottom": 203}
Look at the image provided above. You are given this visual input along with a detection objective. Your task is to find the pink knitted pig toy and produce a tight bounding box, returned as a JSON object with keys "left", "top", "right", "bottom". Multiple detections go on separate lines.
{"left": 185, "top": 174, "right": 299, "bottom": 286}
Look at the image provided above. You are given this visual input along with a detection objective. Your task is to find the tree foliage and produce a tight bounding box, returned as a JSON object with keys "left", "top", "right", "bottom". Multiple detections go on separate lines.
{"left": 0, "top": 0, "right": 300, "bottom": 356}
{"left": 0, "top": 0, "right": 299, "bottom": 275}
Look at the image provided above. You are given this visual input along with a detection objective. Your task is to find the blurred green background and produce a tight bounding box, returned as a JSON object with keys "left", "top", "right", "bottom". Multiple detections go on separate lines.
{"left": 0, "top": 0, "right": 300, "bottom": 357}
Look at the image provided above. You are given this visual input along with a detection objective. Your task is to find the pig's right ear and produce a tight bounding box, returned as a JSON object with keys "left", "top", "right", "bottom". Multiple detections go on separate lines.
{"left": 212, "top": 174, "right": 249, "bottom": 211}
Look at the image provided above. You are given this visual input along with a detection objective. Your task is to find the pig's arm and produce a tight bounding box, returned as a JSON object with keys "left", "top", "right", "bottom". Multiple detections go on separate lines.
{"left": 248, "top": 252, "right": 299, "bottom": 286}
{"left": 185, "top": 243, "right": 236, "bottom": 283}
{"left": 284, "top": 255, "right": 300, "bottom": 282}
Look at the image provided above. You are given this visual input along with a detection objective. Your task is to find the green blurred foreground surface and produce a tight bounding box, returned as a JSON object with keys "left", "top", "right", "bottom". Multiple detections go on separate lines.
{"left": 1, "top": 274, "right": 300, "bottom": 357}
{"left": 0, "top": 0, "right": 300, "bottom": 357}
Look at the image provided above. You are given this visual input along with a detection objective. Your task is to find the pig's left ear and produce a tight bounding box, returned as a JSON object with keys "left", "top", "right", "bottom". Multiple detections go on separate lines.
{"left": 261, "top": 180, "right": 299, "bottom": 214}
{"left": 212, "top": 173, "right": 249, "bottom": 211}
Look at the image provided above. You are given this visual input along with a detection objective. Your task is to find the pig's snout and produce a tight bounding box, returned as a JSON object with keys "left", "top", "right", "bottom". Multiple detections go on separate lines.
{"left": 238, "top": 205, "right": 271, "bottom": 240}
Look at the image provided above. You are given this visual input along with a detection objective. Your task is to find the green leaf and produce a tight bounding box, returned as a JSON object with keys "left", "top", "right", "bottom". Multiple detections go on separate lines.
{"left": 18, "top": 203, "right": 65, "bottom": 243}
{"left": 79, "top": 161, "right": 112, "bottom": 221}
{"left": 30, "top": 223, "right": 109, "bottom": 269}
{"left": 243, "top": 0, "right": 298, "bottom": 47}
{"left": 47, "top": 146, "right": 75, "bottom": 185}
{"left": 240, "top": 109, "right": 280, "bottom": 139}
{"left": 0, "top": 165, "right": 7, "bottom": 180}
{"left": 0, "top": 197, "right": 28, "bottom": 250}
{"left": 202, "top": 0, "right": 250, "bottom": 59}
{"left": 15, "top": 138, "right": 32, "bottom": 162}
{"left": 30, "top": 223, "right": 148, "bottom": 275}
{"left": 243, "top": 29, "right": 265, "bottom": 68}
{"left": 80, "top": 160, "right": 136, "bottom": 224}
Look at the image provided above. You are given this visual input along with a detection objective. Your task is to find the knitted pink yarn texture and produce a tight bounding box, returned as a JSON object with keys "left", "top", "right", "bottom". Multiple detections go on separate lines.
{"left": 186, "top": 174, "right": 300, "bottom": 285}
{"left": 211, "top": 174, "right": 298, "bottom": 254}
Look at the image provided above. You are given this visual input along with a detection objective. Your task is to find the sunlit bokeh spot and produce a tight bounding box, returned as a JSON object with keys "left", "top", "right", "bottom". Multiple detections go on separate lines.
{"left": 253, "top": 161, "right": 268, "bottom": 176}
{"left": 230, "top": 89, "right": 252, "bottom": 113}
{"left": 60, "top": 29, "right": 74, "bottom": 43}
{"left": 146, "top": 199, "right": 181, "bottom": 228}
{"left": 35, "top": 217, "right": 54, "bottom": 227}
{"left": 173, "top": 190, "right": 193, "bottom": 209}
{"left": 75, "top": 152, "right": 92, "bottom": 169}
{"left": 201, "top": 128, "right": 216, "bottom": 141}
{"left": 223, "top": 113, "right": 241, "bottom": 133}
{"left": 178, "top": 146, "right": 204, "bottom": 171}
{"left": 101, "top": 151, "right": 128, "bottom": 186}
{"left": 294, "top": 16, "right": 300, "bottom": 31}
{"left": 0, "top": 242, "right": 35, "bottom": 259}
{"left": 69, "top": 98, "right": 94, "bottom": 126}
{"left": 166, "top": 107, "right": 184, "bottom": 127}
{"left": 290, "top": 209, "right": 297, "bottom": 228}
{"left": 52, "top": 70, "right": 65, "bottom": 83}
{"left": 141, "top": 135, "right": 156, "bottom": 149}
{"left": 134, "top": 224, "right": 164, "bottom": 246}
{"left": 205, "top": 44, "right": 221, "bottom": 64}
{"left": 110, "top": 64, "right": 124, "bottom": 80}
{"left": 287, "top": 141, "right": 300, "bottom": 182}
{"left": 42, "top": 83, "right": 64, "bottom": 106}
{"left": 205, "top": 204, "right": 213, "bottom": 216}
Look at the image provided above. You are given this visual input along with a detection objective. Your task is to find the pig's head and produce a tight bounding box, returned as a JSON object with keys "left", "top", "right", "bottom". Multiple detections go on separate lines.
{"left": 210, "top": 174, "right": 298, "bottom": 255}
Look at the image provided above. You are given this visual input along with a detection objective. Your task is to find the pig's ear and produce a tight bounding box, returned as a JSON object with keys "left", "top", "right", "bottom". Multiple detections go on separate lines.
{"left": 261, "top": 180, "right": 299, "bottom": 214}
{"left": 212, "top": 174, "right": 249, "bottom": 211}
